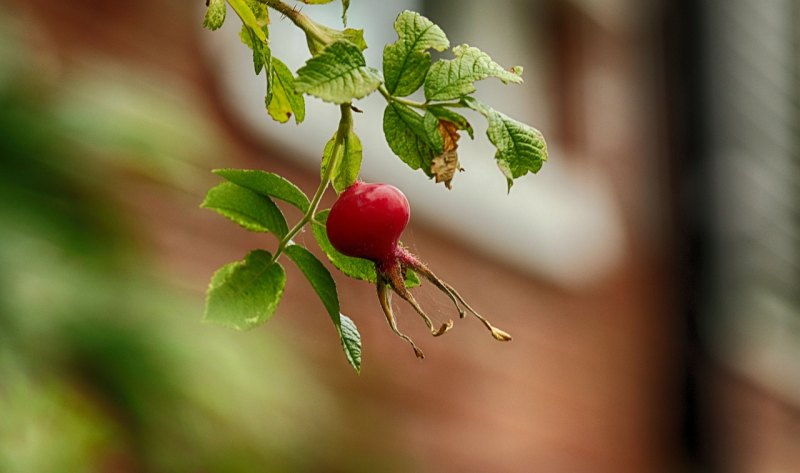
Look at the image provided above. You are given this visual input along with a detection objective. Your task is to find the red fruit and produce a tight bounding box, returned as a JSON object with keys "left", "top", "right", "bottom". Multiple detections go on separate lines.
{"left": 326, "top": 181, "right": 512, "bottom": 359}
{"left": 326, "top": 181, "right": 410, "bottom": 263}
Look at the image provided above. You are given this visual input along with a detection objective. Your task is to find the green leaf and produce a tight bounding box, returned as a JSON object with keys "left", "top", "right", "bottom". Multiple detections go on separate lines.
{"left": 391, "top": 10, "right": 450, "bottom": 52}
{"left": 338, "top": 313, "right": 361, "bottom": 372}
{"left": 284, "top": 244, "right": 362, "bottom": 373}
{"left": 427, "top": 105, "right": 474, "bottom": 139}
{"left": 236, "top": 1, "right": 270, "bottom": 75}
{"left": 383, "top": 11, "right": 449, "bottom": 97}
{"left": 204, "top": 250, "right": 286, "bottom": 330}
{"left": 208, "top": 260, "right": 238, "bottom": 292}
{"left": 203, "top": 0, "right": 226, "bottom": 31}
{"left": 306, "top": 25, "right": 366, "bottom": 56}
{"left": 312, "top": 210, "right": 376, "bottom": 282}
{"left": 266, "top": 57, "right": 306, "bottom": 124}
{"left": 212, "top": 169, "right": 310, "bottom": 212}
{"left": 387, "top": 53, "right": 431, "bottom": 98}
{"left": 403, "top": 268, "right": 421, "bottom": 287}
{"left": 201, "top": 182, "right": 289, "bottom": 236}
{"left": 321, "top": 129, "right": 362, "bottom": 193}
{"left": 239, "top": 26, "right": 271, "bottom": 75}
{"left": 423, "top": 110, "right": 444, "bottom": 154}
{"left": 312, "top": 210, "right": 420, "bottom": 287}
{"left": 383, "top": 102, "right": 436, "bottom": 175}
{"left": 284, "top": 244, "right": 339, "bottom": 324}
{"left": 228, "top": 0, "right": 267, "bottom": 43}
{"left": 295, "top": 41, "right": 381, "bottom": 104}
{"left": 302, "top": 0, "right": 335, "bottom": 3}
{"left": 332, "top": 129, "right": 362, "bottom": 192}
{"left": 291, "top": 5, "right": 361, "bottom": 52}
{"left": 424, "top": 44, "right": 523, "bottom": 101}
{"left": 463, "top": 98, "right": 547, "bottom": 189}
{"left": 244, "top": 0, "right": 270, "bottom": 39}
{"left": 487, "top": 112, "right": 547, "bottom": 188}
{"left": 248, "top": 0, "right": 270, "bottom": 30}
{"left": 333, "top": 28, "right": 367, "bottom": 51}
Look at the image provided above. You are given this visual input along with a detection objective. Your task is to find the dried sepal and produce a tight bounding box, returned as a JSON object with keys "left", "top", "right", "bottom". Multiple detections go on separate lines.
{"left": 373, "top": 246, "right": 511, "bottom": 357}
{"left": 377, "top": 278, "right": 425, "bottom": 358}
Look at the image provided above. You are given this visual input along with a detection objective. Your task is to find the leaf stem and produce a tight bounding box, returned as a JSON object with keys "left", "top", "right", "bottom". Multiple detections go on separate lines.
{"left": 377, "top": 85, "right": 466, "bottom": 111}
{"left": 271, "top": 104, "right": 352, "bottom": 263}
{"left": 259, "top": 0, "right": 330, "bottom": 46}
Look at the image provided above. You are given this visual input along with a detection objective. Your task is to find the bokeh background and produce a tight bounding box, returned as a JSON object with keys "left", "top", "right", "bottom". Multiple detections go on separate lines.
{"left": 1, "top": 1, "right": 798, "bottom": 472}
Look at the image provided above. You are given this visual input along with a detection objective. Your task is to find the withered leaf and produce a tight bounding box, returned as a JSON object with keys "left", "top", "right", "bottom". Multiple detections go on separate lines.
{"left": 430, "top": 120, "right": 463, "bottom": 189}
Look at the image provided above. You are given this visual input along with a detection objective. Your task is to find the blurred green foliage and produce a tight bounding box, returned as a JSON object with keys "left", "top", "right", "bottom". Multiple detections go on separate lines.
{"left": 0, "top": 16, "right": 413, "bottom": 473}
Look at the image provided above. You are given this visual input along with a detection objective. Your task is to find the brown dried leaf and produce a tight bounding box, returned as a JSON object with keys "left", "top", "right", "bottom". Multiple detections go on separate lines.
{"left": 430, "top": 120, "right": 463, "bottom": 189}
{"left": 439, "top": 120, "right": 459, "bottom": 151}
{"left": 431, "top": 152, "right": 461, "bottom": 189}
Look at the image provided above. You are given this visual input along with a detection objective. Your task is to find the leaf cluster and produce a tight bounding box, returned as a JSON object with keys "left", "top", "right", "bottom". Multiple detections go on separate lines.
{"left": 200, "top": 0, "right": 549, "bottom": 369}
{"left": 379, "top": 11, "right": 546, "bottom": 189}
{"left": 202, "top": 169, "right": 370, "bottom": 372}
{"left": 204, "top": 3, "right": 546, "bottom": 189}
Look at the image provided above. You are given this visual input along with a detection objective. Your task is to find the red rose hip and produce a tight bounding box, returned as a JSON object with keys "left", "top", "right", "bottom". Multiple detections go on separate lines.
{"left": 325, "top": 181, "right": 512, "bottom": 359}
{"left": 326, "top": 181, "right": 410, "bottom": 263}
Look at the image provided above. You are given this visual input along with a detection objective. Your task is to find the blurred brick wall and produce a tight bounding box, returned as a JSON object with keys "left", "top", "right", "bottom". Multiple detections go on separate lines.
{"left": 12, "top": 1, "right": 688, "bottom": 472}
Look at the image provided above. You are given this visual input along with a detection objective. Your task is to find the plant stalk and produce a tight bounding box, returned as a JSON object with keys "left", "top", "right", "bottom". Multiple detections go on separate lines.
{"left": 271, "top": 104, "right": 352, "bottom": 263}
{"left": 378, "top": 85, "right": 466, "bottom": 111}
{"left": 259, "top": 0, "right": 330, "bottom": 46}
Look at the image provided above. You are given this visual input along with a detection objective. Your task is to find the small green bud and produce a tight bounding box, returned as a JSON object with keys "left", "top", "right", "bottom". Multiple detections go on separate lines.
{"left": 203, "top": 0, "right": 227, "bottom": 31}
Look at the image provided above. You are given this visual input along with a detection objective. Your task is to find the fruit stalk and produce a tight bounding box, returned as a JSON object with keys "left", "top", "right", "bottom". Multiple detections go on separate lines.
{"left": 271, "top": 103, "right": 352, "bottom": 264}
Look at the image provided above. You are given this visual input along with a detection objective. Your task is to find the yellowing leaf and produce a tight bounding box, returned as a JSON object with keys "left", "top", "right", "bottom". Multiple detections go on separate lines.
{"left": 228, "top": 0, "right": 267, "bottom": 43}
{"left": 266, "top": 57, "right": 305, "bottom": 124}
